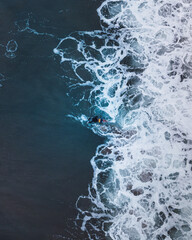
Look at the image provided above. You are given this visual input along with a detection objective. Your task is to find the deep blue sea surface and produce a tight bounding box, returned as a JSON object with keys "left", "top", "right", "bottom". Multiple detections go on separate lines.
{"left": 0, "top": 0, "right": 103, "bottom": 239}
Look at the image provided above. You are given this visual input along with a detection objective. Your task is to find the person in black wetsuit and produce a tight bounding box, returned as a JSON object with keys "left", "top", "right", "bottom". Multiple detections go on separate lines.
{"left": 88, "top": 116, "right": 107, "bottom": 124}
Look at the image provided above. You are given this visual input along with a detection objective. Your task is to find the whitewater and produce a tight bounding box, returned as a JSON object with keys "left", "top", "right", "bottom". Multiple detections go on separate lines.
{"left": 54, "top": 0, "right": 192, "bottom": 239}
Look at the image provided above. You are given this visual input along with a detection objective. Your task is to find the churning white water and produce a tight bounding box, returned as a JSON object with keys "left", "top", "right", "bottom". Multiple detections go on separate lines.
{"left": 54, "top": 0, "right": 192, "bottom": 239}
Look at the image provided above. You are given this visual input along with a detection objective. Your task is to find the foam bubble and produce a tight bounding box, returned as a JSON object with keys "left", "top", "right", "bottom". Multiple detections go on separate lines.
{"left": 5, "top": 40, "right": 18, "bottom": 58}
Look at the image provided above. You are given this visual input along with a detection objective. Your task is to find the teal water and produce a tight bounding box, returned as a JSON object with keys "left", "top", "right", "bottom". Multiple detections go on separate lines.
{"left": 0, "top": 0, "right": 103, "bottom": 239}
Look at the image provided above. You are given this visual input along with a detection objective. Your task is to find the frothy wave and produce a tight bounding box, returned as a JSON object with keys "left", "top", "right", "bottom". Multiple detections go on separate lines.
{"left": 54, "top": 0, "right": 192, "bottom": 239}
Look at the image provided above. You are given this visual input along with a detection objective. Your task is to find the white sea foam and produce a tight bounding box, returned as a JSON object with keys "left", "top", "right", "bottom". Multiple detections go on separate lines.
{"left": 54, "top": 0, "right": 192, "bottom": 239}
{"left": 5, "top": 40, "right": 18, "bottom": 58}
{"left": 15, "top": 14, "right": 56, "bottom": 38}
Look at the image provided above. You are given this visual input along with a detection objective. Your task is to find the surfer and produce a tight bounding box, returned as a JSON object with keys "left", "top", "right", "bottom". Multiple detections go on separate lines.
{"left": 88, "top": 116, "right": 107, "bottom": 124}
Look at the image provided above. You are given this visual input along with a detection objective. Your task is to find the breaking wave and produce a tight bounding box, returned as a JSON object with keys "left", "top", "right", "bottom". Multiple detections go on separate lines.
{"left": 54, "top": 0, "right": 192, "bottom": 239}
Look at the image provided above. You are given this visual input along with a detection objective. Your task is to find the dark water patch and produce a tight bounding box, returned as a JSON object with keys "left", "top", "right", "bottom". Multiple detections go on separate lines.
{"left": 131, "top": 188, "right": 144, "bottom": 196}
{"left": 168, "top": 227, "right": 183, "bottom": 239}
{"left": 0, "top": 0, "right": 104, "bottom": 239}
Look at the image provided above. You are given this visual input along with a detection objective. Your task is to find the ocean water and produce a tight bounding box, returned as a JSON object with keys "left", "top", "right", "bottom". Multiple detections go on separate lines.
{"left": 0, "top": 0, "right": 103, "bottom": 240}
{"left": 54, "top": 0, "right": 192, "bottom": 239}
{"left": 1, "top": 0, "right": 192, "bottom": 239}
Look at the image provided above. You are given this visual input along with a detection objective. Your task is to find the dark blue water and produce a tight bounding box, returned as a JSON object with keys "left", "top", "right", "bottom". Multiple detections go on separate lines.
{"left": 0, "top": 0, "right": 103, "bottom": 239}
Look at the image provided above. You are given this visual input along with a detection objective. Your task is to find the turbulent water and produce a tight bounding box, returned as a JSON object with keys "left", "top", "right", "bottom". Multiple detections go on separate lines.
{"left": 54, "top": 0, "right": 192, "bottom": 239}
